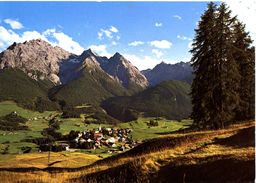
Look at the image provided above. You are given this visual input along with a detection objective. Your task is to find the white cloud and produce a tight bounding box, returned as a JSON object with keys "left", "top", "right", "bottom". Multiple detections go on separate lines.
{"left": 97, "top": 26, "right": 119, "bottom": 40}
{"left": 152, "top": 49, "right": 163, "bottom": 58}
{"left": 4, "top": 19, "right": 24, "bottom": 29}
{"left": 0, "top": 26, "right": 49, "bottom": 50}
{"left": 22, "top": 31, "right": 48, "bottom": 42}
{"left": 123, "top": 54, "right": 161, "bottom": 70}
{"left": 155, "top": 22, "right": 163, "bottom": 27}
{"left": 101, "top": 29, "right": 113, "bottom": 39}
{"left": 0, "top": 26, "right": 21, "bottom": 48}
{"left": 173, "top": 15, "right": 182, "bottom": 20}
{"left": 116, "top": 36, "right": 121, "bottom": 40}
{"left": 51, "top": 31, "right": 84, "bottom": 55}
{"left": 43, "top": 28, "right": 56, "bottom": 36}
{"left": 123, "top": 53, "right": 179, "bottom": 70}
{"left": 225, "top": 0, "right": 256, "bottom": 45}
{"left": 98, "top": 32, "right": 103, "bottom": 40}
{"left": 109, "top": 26, "right": 118, "bottom": 33}
{"left": 150, "top": 40, "right": 172, "bottom": 49}
{"left": 111, "top": 41, "right": 117, "bottom": 46}
{"left": 177, "top": 35, "right": 192, "bottom": 41}
{"left": 128, "top": 41, "right": 144, "bottom": 46}
{"left": 88, "top": 44, "right": 112, "bottom": 57}
{"left": 0, "top": 42, "right": 4, "bottom": 48}
{"left": 0, "top": 26, "right": 84, "bottom": 55}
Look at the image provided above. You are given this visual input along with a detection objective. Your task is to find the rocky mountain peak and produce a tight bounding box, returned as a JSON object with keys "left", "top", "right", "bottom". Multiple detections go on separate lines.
{"left": 142, "top": 61, "right": 193, "bottom": 86}
{"left": 112, "top": 52, "right": 123, "bottom": 59}
{"left": 80, "top": 49, "right": 97, "bottom": 59}
{"left": 154, "top": 61, "right": 168, "bottom": 69}
{"left": 101, "top": 52, "right": 148, "bottom": 91}
{"left": 0, "top": 39, "right": 72, "bottom": 84}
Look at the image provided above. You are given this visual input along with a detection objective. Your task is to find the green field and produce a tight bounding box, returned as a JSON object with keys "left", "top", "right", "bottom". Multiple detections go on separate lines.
{"left": 57, "top": 117, "right": 112, "bottom": 135}
{"left": 0, "top": 101, "right": 192, "bottom": 156}
{"left": 0, "top": 101, "right": 55, "bottom": 118}
{"left": 118, "top": 118, "right": 191, "bottom": 141}
{"left": 0, "top": 101, "right": 57, "bottom": 154}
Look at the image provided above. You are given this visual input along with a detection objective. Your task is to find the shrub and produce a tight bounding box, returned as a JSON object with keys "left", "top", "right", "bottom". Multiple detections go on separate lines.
{"left": 147, "top": 120, "right": 159, "bottom": 127}
{"left": 0, "top": 112, "right": 28, "bottom": 131}
{"left": 21, "top": 146, "right": 32, "bottom": 153}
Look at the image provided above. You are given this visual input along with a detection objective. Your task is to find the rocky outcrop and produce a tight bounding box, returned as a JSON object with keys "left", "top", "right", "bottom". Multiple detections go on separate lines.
{"left": 0, "top": 39, "right": 72, "bottom": 84}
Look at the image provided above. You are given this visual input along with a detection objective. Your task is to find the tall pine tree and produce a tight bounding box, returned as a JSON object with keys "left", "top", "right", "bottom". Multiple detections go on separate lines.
{"left": 232, "top": 21, "right": 255, "bottom": 120}
{"left": 211, "top": 3, "right": 241, "bottom": 128}
{"left": 190, "top": 2, "right": 217, "bottom": 128}
{"left": 190, "top": 2, "right": 253, "bottom": 129}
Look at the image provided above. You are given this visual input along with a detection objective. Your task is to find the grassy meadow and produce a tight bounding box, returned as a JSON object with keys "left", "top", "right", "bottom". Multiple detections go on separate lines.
{"left": 0, "top": 101, "right": 254, "bottom": 182}
{"left": 0, "top": 100, "right": 192, "bottom": 164}
{"left": 0, "top": 121, "right": 254, "bottom": 183}
{"left": 0, "top": 101, "right": 58, "bottom": 154}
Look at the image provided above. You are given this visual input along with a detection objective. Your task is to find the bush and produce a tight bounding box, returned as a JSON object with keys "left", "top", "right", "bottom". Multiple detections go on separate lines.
{"left": 67, "top": 130, "right": 80, "bottom": 141}
{"left": 25, "top": 137, "right": 53, "bottom": 146}
{"left": 21, "top": 146, "right": 32, "bottom": 153}
{"left": 34, "top": 97, "right": 60, "bottom": 112}
{"left": 49, "top": 118, "right": 60, "bottom": 130}
{"left": 41, "top": 127, "right": 62, "bottom": 140}
{"left": 62, "top": 106, "right": 81, "bottom": 118}
{"left": 0, "top": 112, "right": 28, "bottom": 131}
{"left": 3, "top": 112, "right": 27, "bottom": 123}
{"left": 147, "top": 120, "right": 159, "bottom": 127}
{"left": 80, "top": 142, "right": 94, "bottom": 149}
{"left": 61, "top": 105, "right": 97, "bottom": 118}
{"left": 39, "top": 144, "right": 66, "bottom": 152}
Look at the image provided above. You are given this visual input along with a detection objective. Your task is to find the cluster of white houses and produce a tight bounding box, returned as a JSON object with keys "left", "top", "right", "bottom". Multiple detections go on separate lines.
{"left": 69, "top": 126, "right": 136, "bottom": 152}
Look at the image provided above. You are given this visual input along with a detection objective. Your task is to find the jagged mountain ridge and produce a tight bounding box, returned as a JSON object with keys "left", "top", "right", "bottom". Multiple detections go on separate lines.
{"left": 51, "top": 49, "right": 130, "bottom": 106}
{"left": 0, "top": 39, "right": 193, "bottom": 113}
{"left": 0, "top": 39, "right": 72, "bottom": 84}
{"left": 142, "top": 61, "right": 193, "bottom": 86}
{"left": 0, "top": 39, "right": 148, "bottom": 91}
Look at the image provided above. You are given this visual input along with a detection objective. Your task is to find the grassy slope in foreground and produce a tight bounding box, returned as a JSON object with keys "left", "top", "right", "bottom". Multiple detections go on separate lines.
{"left": 0, "top": 121, "right": 254, "bottom": 183}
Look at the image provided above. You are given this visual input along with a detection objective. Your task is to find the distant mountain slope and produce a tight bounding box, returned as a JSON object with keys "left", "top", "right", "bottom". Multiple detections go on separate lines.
{"left": 102, "top": 80, "right": 192, "bottom": 121}
{"left": 100, "top": 52, "right": 148, "bottom": 93}
{"left": 51, "top": 52, "right": 129, "bottom": 106}
{"left": 0, "top": 68, "right": 58, "bottom": 111}
{"left": 142, "top": 61, "right": 193, "bottom": 86}
{"left": 0, "top": 39, "right": 72, "bottom": 84}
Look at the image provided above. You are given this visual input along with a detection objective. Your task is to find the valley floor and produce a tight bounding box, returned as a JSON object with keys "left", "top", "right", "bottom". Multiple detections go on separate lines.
{"left": 0, "top": 121, "right": 254, "bottom": 183}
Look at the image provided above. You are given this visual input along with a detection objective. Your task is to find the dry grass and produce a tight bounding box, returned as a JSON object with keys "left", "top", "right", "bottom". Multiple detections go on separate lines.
{"left": 0, "top": 121, "right": 254, "bottom": 183}
{"left": 0, "top": 152, "right": 100, "bottom": 169}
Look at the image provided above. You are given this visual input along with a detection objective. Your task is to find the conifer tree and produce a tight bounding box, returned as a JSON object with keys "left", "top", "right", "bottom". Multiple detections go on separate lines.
{"left": 190, "top": 2, "right": 254, "bottom": 129}
{"left": 190, "top": 2, "right": 217, "bottom": 128}
{"left": 211, "top": 3, "right": 241, "bottom": 128}
{"left": 232, "top": 21, "right": 255, "bottom": 120}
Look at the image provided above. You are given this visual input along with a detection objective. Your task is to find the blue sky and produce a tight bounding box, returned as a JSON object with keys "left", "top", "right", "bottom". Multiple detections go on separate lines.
{"left": 0, "top": 1, "right": 255, "bottom": 70}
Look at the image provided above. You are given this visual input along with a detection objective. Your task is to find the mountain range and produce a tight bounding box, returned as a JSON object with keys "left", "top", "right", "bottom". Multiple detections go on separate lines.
{"left": 142, "top": 61, "right": 193, "bottom": 86}
{"left": 0, "top": 39, "right": 193, "bottom": 121}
